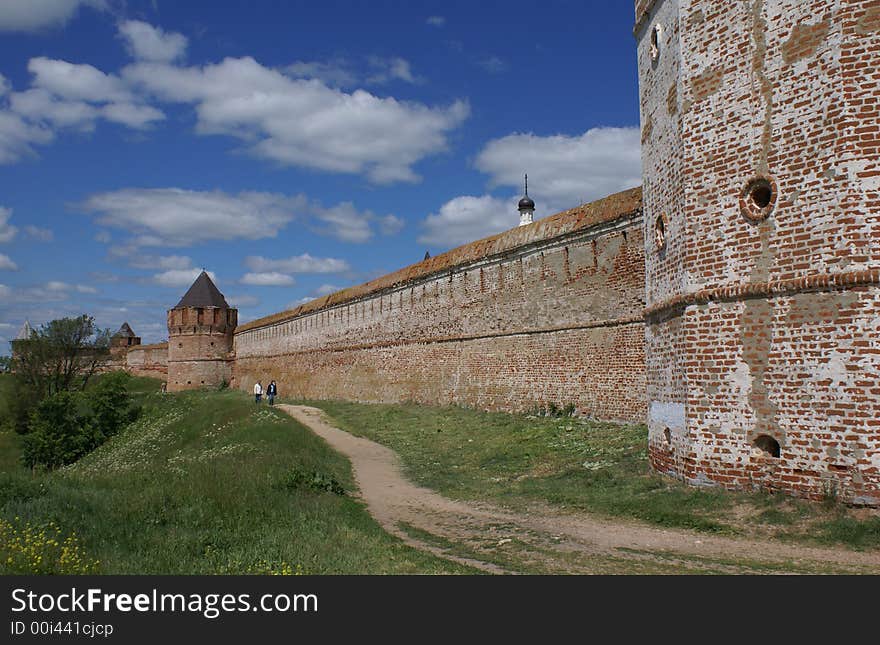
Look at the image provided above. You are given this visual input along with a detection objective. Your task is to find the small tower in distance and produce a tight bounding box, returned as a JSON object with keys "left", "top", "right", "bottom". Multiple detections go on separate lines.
{"left": 110, "top": 322, "right": 140, "bottom": 361}
{"left": 517, "top": 174, "right": 535, "bottom": 226}
{"left": 166, "top": 271, "right": 237, "bottom": 391}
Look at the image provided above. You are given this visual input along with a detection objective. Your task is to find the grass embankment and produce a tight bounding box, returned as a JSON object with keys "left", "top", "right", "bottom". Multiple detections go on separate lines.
{"left": 0, "top": 375, "right": 473, "bottom": 574}
{"left": 308, "top": 400, "right": 880, "bottom": 550}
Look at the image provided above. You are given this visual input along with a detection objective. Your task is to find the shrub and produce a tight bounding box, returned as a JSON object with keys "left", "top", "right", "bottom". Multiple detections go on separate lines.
{"left": 21, "top": 392, "right": 96, "bottom": 470}
{"left": 21, "top": 372, "right": 139, "bottom": 471}
{"left": 276, "top": 467, "right": 346, "bottom": 496}
{"left": 88, "top": 372, "right": 139, "bottom": 440}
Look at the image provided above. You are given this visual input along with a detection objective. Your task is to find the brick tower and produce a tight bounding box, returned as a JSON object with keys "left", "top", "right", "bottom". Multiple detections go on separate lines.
{"left": 636, "top": 0, "right": 880, "bottom": 504}
{"left": 166, "top": 271, "right": 237, "bottom": 391}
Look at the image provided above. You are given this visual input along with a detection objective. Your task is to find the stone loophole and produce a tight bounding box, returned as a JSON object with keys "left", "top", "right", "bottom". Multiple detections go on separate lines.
{"left": 654, "top": 213, "right": 668, "bottom": 251}
{"left": 753, "top": 434, "right": 781, "bottom": 459}
{"left": 740, "top": 176, "right": 776, "bottom": 222}
{"left": 663, "top": 427, "right": 672, "bottom": 446}
{"left": 650, "top": 24, "right": 662, "bottom": 62}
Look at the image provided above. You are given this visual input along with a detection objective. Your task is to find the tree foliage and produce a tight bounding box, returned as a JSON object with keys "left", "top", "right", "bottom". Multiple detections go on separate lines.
{"left": 21, "top": 372, "right": 139, "bottom": 471}
{"left": 11, "top": 315, "right": 111, "bottom": 400}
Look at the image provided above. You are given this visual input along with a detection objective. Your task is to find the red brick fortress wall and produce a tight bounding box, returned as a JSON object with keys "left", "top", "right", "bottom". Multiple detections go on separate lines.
{"left": 124, "top": 342, "right": 168, "bottom": 378}
{"left": 637, "top": 0, "right": 880, "bottom": 505}
{"left": 234, "top": 189, "right": 647, "bottom": 423}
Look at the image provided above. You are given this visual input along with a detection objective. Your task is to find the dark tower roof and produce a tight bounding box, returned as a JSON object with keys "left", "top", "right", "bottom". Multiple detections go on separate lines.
{"left": 114, "top": 322, "right": 137, "bottom": 338}
{"left": 174, "top": 271, "right": 230, "bottom": 309}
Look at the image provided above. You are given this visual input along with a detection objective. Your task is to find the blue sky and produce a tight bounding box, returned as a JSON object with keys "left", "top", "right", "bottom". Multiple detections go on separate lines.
{"left": 0, "top": 0, "right": 641, "bottom": 349}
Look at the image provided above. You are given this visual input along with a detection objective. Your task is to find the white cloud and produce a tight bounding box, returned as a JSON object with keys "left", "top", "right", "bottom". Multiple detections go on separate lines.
{"left": 0, "top": 0, "right": 104, "bottom": 33}
{"left": 24, "top": 225, "right": 53, "bottom": 241}
{"left": 475, "top": 127, "right": 642, "bottom": 213}
{"left": 0, "top": 108, "right": 54, "bottom": 163}
{"left": 94, "top": 230, "right": 111, "bottom": 243}
{"left": 478, "top": 57, "right": 507, "bottom": 74}
{"left": 227, "top": 294, "right": 259, "bottom": 307}
{"left": 418, "top": 195, "right": 515, "bottom": 248}
{"left": 7, "top": 58, "right": 163, "bottom": 135}
{"left": 366, "top": 57, "right": 421, "bottom": 85}
{"left": 75, "top": 284, "right": 97, "bottom": 294}
{"left": 127, "top": 254, "right": 193, "bottom": 271}
{"left": 310, "top": 201, "right": 374, "bottom": 243}
{"left": 117, "top": 20, "right": 188, "bottom": 63}
{"left": 123, "top": 56, "right": 468, "bottom": 183}
{"left": 0, "top": 207, "right": 18, "bottom": 243}
{"left": 153, "top": 268, "right": 216, "bottom": 288}
{"left": 0, "top": 253, "right": 17, "bottom": 270}
{"left": 285, "top": 59, "right": 358, "bottom": 89}
{"left": 426, "top": 16, "right": 446, "bottom": 27}
{"left": 81, "top": 188, "right": 299, "bottom": 247}
{"left": 378, "top": 214, "right": 405, "bottom": 236}
{"left": 27, "top": 57, "right": 131, "bottom": 103}
{"left": 101, "top": 102, "right": 164, "bottom": 129}
{"left": 314, "top": 284, "right": 341, "bottom": 296}
{"left": 240, "top": 272, "right": 296, "bottom": 287}
{"left": 0, "top": 284, "right": 10, "bottom": 298}
{"left": 244, "top": 254, "right": 350, "bottom": 274}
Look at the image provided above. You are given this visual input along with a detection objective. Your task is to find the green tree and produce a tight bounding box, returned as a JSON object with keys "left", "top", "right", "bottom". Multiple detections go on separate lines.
{"left": 21, "top": 392, "right": 96, "bottom": 470}
{"left": 20, "top": 371, "right": 139, "bottom": 471}
{"left": 11, "top": 315, "right": 111, "bottom": 400}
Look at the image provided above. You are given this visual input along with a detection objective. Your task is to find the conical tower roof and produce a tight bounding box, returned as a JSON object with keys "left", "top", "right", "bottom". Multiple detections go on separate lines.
{"left": 174, "top": 271, "right": 230, "bottom": 309}
{"left": 114, "top": 322, "right": 137, "bottom": 338}
{"left": 15, "top": 320, "right": 32, "bottom": 340}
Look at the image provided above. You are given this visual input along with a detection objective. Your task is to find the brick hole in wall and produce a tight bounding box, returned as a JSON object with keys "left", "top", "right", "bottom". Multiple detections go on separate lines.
{"left": 663, "top": 427, "right": 671, "bottom": 446}
{"left": 654, "top": 213, "right": 668, "bottom": 251}
{"left": 650, "top": 23, "right": 662, "bottom": 63}
{"left": 740, "top": 176, "right": 777, "bottom": 222}
{"left": 753, "top": 434, "right": 781, "bottom": 459}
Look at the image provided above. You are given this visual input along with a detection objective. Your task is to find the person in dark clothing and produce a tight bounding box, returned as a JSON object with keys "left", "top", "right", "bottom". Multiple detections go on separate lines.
{"left": 267, "top": 380, "right": 277, "bottom": 406}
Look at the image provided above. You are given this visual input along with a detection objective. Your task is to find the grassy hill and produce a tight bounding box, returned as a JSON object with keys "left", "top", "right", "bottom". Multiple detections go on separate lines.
{"left": 0, "top": 374, "right": 471, "bottom": 574}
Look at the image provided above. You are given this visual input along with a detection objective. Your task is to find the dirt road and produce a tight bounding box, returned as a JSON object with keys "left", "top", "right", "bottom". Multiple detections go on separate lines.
{"left": 278, "top": 404, "right": 880, "bottom": 574}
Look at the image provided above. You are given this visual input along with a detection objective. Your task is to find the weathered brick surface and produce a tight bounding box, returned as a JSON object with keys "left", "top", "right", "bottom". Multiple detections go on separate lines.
{"left": 124, "top": 342, "right": 168, "bottom": 378}
{"left": 167, "top": 306, "right": 236, "bottom": 391}
{"left": 637, "top": 0, "right": 880, "bottom": 504}
{"left": 234, "top": 194, "right": 647, "bottom": 422}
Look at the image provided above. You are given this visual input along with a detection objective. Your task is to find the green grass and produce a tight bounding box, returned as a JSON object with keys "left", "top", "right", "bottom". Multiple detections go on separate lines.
{"left": 304, "top": 400, "right": 880, "bottom": 550}
{"left": 0, "top": 376, "right": 475, "bottom": 574}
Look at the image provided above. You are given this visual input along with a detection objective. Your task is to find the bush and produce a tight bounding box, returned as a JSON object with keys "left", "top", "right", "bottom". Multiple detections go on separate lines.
{"left": 276, "top": 467, "right": 346, "bottom": 496}
{"left": 5, "top": 377, "right": 38, "bottom": 435}
{"left": 88, "top": 372, "right": 139, "bottom": 440}
{"left": 21, "top": 373, "right": 139, "bottom": 471}
{"left": 21, "top": 392, "right": 96, "bottom": 470}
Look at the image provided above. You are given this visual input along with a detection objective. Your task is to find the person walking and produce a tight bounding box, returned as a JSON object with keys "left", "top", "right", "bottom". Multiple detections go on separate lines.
{"left": 267, "top": 380, "right": 277, "bottom": 406}
{"left": 254, "top": 380, "right": 263, "bottom": 404}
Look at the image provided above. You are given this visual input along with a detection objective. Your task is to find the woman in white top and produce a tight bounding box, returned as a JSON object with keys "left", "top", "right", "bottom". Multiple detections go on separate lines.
{"left": 254, "top": 381, "right": 263, "bottom": 404}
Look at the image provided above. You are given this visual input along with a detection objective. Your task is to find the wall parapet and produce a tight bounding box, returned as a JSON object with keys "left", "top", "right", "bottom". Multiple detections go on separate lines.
{"left": 236, "top": 187, "right": 642, "bottom": 336}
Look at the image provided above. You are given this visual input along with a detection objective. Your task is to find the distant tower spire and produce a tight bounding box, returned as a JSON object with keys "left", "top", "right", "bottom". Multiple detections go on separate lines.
{"left": 517, "top": 172, "right": 535, "bottom": 226}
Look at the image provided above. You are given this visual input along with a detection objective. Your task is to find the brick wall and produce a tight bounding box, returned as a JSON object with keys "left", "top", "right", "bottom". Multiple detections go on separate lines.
{"left": 234, "top": 189, "right": 647, "bottom": 422}
{"left": 124, "top": 342, "right": 168, "bottom": 378}
{"left": 638, "top": 0, "right": 880, "bottom": 504}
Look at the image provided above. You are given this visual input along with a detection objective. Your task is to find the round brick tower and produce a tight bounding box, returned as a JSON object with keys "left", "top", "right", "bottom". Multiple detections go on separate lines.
{"left": 635, "top": 0, "right": 880, "bottom": 505}
{"left": 166, "top": 271, "right": 237, "bottom": 391}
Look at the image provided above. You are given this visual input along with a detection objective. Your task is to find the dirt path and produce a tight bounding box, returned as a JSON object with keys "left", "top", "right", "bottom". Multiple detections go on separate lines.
{"left": 278, "top": 405, "right": 880, "bottom": 574}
